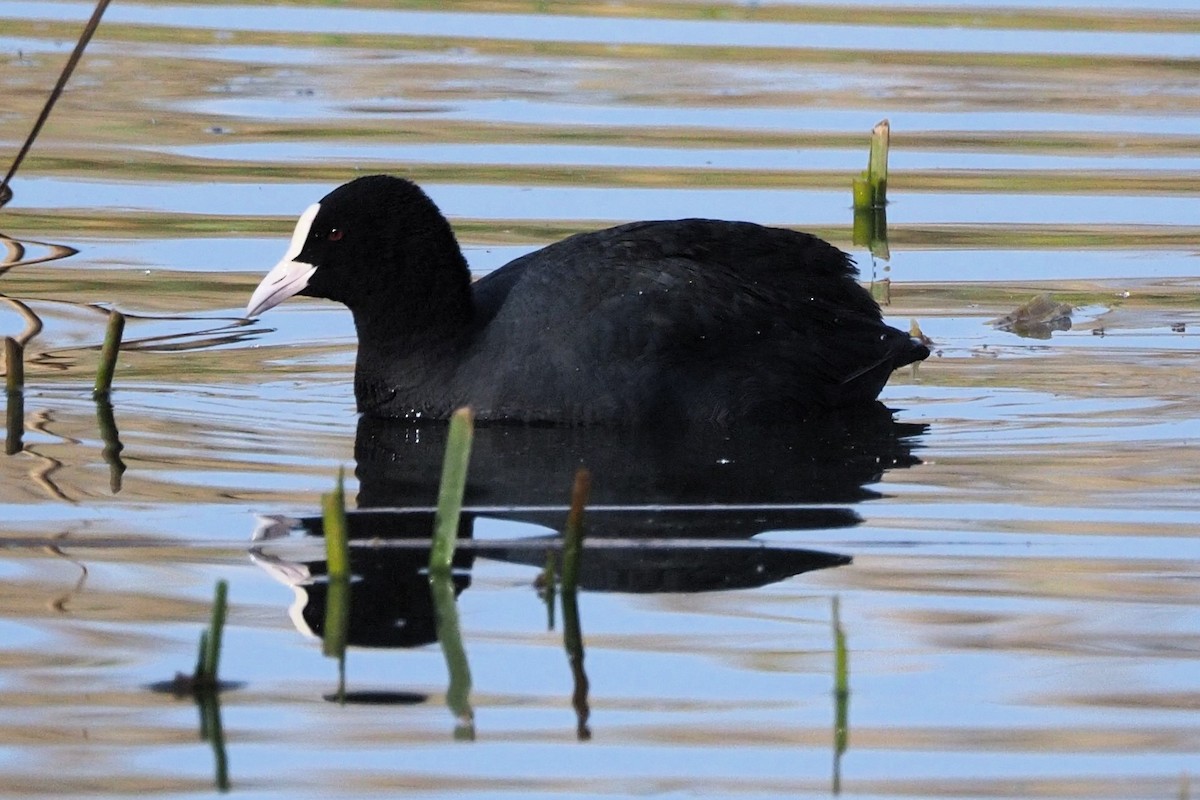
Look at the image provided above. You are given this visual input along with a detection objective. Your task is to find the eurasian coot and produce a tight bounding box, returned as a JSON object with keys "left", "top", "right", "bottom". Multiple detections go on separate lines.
{"left": 246, "top": 175, "right": 927, "bottom": 424}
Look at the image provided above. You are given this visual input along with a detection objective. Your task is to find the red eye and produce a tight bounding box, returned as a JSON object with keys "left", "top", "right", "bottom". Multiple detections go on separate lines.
{"left": 328, "top": 229, "right": 344, "bottom": 242}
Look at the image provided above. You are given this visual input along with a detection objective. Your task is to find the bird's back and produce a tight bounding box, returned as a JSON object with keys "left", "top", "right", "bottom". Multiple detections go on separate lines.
{"left": 455, "top": 219, "right": 926, "bottom": 424}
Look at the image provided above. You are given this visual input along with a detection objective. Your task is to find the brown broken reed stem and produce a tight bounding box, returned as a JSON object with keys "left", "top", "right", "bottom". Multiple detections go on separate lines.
{"left": 4, "top": 337, "right": 22, "bottom": 393}
{"left": 561, "top": 468, "right": 591, "bottom": 595}
{"left": 0, "top": 0, "right": 114, "bottom": 203}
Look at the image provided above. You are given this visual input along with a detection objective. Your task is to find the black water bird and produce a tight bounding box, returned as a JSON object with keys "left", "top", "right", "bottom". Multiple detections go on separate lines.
{"left": 246, "top": 175, "right": 928, "bottom": 423}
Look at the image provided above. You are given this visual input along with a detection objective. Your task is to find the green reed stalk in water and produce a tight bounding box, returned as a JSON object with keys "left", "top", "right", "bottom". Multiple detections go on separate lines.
{"left": 852, "top": 119, "right": 890, "bottom": 210}
{"left": 431, "top": 569, "right": 475, "bottom": 740}
{"left": 321, "top": 467, "right": 350, "bottom": 581}
{"left": 92, "top": 309, "right": 124, "bottom": 398}
{"left": 831, "top": 595, "right": 850, "bottom": 793}
{"left": 196, "top": 689, "right": 231, "bottom": 792}
{"left": 321, "top": 468, "right": 351, "bottom": 668}
{"left": 852, "top": 120, "right": 891, "bottom": 260}
{"left": 192, "top": 580, "right": 228, "bottom": 687}
{"left": 94, "top": 398, "right": 126, "bottom": 493}
{"left": 323, "top": 574, "right": 350, "bottom": 679}
{"left": 430, "top": 407, "right": 474, "bottom": 574}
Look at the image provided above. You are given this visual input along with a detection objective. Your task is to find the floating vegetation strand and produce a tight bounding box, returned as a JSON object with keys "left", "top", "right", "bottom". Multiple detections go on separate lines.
{"left": 429, "top": 407, "right": 475, "bottom": 574}
{"left": 92, "top": 309, "right": 125, "bottom": 398}
{"left": 0, "top": 0, "right": 114, "bottom": 205}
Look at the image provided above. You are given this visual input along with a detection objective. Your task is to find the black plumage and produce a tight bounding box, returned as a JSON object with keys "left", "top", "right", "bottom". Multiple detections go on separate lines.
{"left": 247, "top": 175, "right": 928, "bottom": 424}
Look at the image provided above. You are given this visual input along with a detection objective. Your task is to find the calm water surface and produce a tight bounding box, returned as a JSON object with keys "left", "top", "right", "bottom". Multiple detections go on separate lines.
{"left": 1, "top": 1, "right": 1199, "bottom": 797}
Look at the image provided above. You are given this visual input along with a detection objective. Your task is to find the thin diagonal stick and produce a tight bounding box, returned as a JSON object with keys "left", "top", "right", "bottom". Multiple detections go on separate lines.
{"left": 0, "top": 0, "right": 114, "bottom": 200}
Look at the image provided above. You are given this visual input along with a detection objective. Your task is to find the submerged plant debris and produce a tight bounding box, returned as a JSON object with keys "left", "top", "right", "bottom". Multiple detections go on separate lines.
{"left": 989, "top": 293, "right": 1074, "bottom": 339}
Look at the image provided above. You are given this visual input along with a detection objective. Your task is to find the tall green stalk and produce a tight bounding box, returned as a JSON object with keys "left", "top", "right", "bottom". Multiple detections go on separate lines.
{"left": 321, "top": 467, "right": 350, "bottom": 580}
{"left": 93, "top": 310, "right": 125, "bottom": 398}
{"left": 429, "top": 407, "right": 474, "bottom": 574}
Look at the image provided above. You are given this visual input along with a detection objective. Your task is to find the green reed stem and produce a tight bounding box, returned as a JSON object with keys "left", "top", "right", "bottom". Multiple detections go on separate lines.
{"left": 92, "top": 309, "right": 124, "bottom": 398}
{"left": 430, "top": 407, "right": 474, "bottom": 574}
{"left": 323, "top": 573, "right": 350, "bottom": 664}
{"left": 321, "top": 467, "right": 350, "bottom": 581}
{"left": 833, "top": 596, "right": 848, "bottom": 699}
{"left": 199, "top": 580, "right": 228, "bottom": 684}
{"left": 830, "top": 597, "right": 849, "bottom": 772}
{"left": 193, "top": 630, "right": 209, "bottom": 686}
{"left": 431, "top": 569, "right": 475, "bottom": 739}
{"left": 851, "top": 119, "right": 890, "bottom": 211}
{"left": 195, "top": 689, "right": 231, "bottom": 792}
{"left": 94, "top": 398, "right": 126, "bottom": 493}
{"left": 562, "top": 570, "right": 591, "bottom": 740}
{"left": 557, "top": 469, "right": 592, "bottom": 739}
{"left": 832, "top": 594, "right": 850, "bottom": 793}
{"left": 192, "top": 580, "right": 228, "bottom": 686}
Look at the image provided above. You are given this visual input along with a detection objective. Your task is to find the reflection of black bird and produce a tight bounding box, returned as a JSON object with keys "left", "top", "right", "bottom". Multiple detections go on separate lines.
{"left": 252, "top": 512, "right": 474, "bottom": 649}
{"left": 356, "top": 406, "right": 925, "bottom": 590}
{"left": 251, "top": 405, "right": 925, "bottom": 648}
{"left": 355, "top": 403, "right": 926, "bottom": 511}
{"left": 246, "top": 175, "right": 928, "bottom": 424}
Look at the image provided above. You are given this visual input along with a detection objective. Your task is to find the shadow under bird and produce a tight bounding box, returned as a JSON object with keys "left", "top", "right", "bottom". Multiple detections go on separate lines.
{"left": 246, "top": 175, "right": 928, "bottom": 424}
